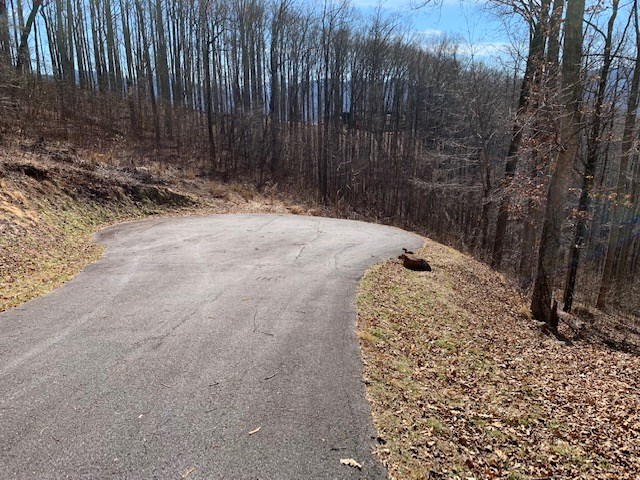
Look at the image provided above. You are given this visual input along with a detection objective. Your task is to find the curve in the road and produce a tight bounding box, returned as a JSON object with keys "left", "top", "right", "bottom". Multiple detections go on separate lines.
{"left": 0, "top": 214, "right": 423, "bottom": 479}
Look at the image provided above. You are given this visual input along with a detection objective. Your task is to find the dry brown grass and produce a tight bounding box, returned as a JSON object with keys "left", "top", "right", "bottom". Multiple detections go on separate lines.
{"left": 357, "top": 240, "right": 640, "bottom": 479}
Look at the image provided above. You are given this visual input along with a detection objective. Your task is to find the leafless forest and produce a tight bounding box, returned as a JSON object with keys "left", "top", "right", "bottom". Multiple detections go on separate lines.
{"left": 0, "top": 0, "right": 638, "bottom": 325}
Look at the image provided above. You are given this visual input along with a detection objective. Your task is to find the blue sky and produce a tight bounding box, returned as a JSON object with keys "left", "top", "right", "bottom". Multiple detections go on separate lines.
{"left": 350, "top": 0, "right": 528, "bottom": 64}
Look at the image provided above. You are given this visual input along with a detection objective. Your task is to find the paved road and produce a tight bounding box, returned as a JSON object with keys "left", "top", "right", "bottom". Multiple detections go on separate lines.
{"left": 0, "top": 214, "right": 422, "bottom": 479}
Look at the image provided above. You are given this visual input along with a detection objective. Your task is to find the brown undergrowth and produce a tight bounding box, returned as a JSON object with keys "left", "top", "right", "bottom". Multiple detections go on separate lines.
{"left": 357, "top": 240, "right": 640, "bottom": 479}
{"left": 0, "top": 139, "right": 313, "bottom": 312}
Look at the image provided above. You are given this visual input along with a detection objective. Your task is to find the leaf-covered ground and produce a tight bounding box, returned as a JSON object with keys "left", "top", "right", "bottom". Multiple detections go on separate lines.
{"left": 0, "top": 141, "right": 310, "bottom": 312}
{"left": 357, "top": 240, "right": 640, "bottom": 479}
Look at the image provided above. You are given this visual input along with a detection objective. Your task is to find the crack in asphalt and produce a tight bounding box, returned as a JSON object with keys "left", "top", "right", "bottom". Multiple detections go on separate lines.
{"left": 293, "top": 219, "right": 322, "bottom": 263}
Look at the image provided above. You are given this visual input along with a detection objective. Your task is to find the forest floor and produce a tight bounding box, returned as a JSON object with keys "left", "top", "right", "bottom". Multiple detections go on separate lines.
{"left": 0, "top": 139, "right": 316, "bottom": 312}
{"left": 356, "top": 242, "right": 640, "bottom": 479}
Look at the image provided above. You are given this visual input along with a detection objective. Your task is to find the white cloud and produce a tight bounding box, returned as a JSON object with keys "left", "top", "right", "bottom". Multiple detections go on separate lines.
{"left": 350, "top": 0, "right": 460, "bottom": 9}
{"left": 418, "top": 36, "right": 515, "bottom": 61}
{"left": 349, "top": 0, "right": 405, "bottom": 9}
{"left": 456, "top": 41, "right": 513, "bottom": 57}
{"left": 416, "top": 28, "right": 445, "bottom": 36}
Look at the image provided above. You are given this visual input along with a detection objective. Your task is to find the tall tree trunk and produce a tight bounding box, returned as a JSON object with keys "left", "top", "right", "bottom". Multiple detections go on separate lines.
{"left": 16, "top": 0, "right": 44, "bottom": 73}
{"left": 519, "top": 0, "right": 564, "bottom": 284}
{"left": 0, "top": 0, "right": 11, "bottom": 65}
{"left": 74, "top": 0, "right": 91, "bottom": 89}
{"left": 135, "top": 0, "right": 160, "bottom": 142}
{"left": 89, "top": 0, "right": 106, "bottom": 91}
{"left": 530, "top": 0, "right": 585, "bottom": 329}
{"left": 65, "top": 0, "right": 75, "bottom": 84}
{"left": 563, "top": 0, "right": 619, "bottom": 312}
{"left": 153, "top": 0, "right": 173, "bottom": 137}
{"left": 597, "top": 0, "right": 640, "bottom": 308}
{"left": 202, "top": 19, "right": 216, "bottom": 167}
{"left": 492, "top": 0, "right": 551, "bottom": 268}
{"left": 104, "top": 0, "right": 122, "bottom": 93}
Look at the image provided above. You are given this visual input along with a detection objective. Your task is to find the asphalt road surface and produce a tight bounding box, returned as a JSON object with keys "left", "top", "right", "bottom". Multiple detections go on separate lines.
{"left": 0, "top": 214, "right": 422, "bottom": 479}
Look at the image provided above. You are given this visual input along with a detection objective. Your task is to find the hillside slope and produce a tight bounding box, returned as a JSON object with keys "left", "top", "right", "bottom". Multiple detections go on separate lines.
{"left": 0, "top": 142, "right": 307, "bottom": 312}
{"left": 3, "top": 139, "right": 639, "bottom": 480}
{"left": 357, "top": 242, "right": 640, "bottom": 479}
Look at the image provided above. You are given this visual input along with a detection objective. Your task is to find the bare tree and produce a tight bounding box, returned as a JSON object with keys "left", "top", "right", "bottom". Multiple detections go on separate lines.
{"left": 563, "top": 0, "right": 621, "bottom": 312}
{"left": 597, "top": 0, "right": 640, "bottom": 308}
{"left": 0, "top": 0, "right": 11, "bottom": 64}
{"left": 492, "top": 0, "right": 552, "bottom": 269}
{"left": 530, "top": 0, "right": 586, "bottom": 329}
{"left": 16, "top": 0, "right": 44, "bottom": 72}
